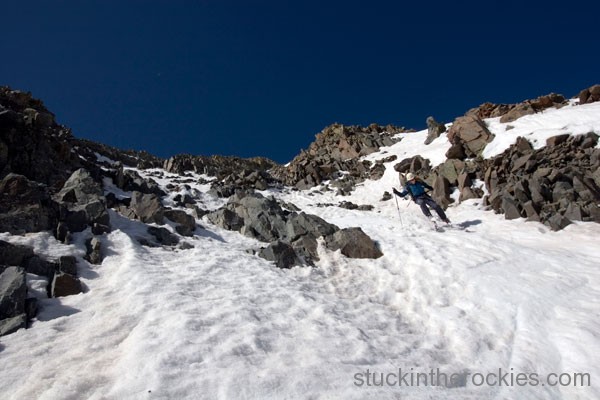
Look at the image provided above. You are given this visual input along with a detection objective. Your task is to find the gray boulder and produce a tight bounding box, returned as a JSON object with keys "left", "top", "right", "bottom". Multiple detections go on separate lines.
{"left": 147, "top": 226, "right": 179, "bottom": 246}
{"left": 325, "top": 228, "right": 383, "bottom": 259}
{"left": 0, "top": 314, "right": 26, "bottom": 336}
{"left": 127, "top": 191, "right": 165, "bottom": 224}
{"left": 258, "top": 241, "right": 300, "bottom": 269}
{"left": 55, "top": 169, "right": 110, "bottom": 233}
{"left": 164, "top": 209, "right": 196, "bottom": 236}
{"left": 0, "top": 266, "right": 27, "bottom": 321}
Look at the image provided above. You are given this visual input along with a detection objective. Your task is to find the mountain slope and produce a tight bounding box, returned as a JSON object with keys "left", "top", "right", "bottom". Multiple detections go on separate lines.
{"left": 1, "top": 87, "right": 600, "bottom": 400}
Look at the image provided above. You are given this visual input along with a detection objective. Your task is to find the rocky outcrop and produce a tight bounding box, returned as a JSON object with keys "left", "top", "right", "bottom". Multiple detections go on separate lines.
{"left": 164, "top": 154, "right": 277, "bottom": 179}
{"left": 0, "top": 174, "right": 59, "bottom": 234}
{"left": 578, "top": 84, "right": 600, "bottom": 105}
{"left": 271, "top": 123, "right": 406, "bottom": 191}
{"left": 480, "top": 133, "right": 600, "bottom": 230}
{"left": 499, "top": 93, "right": 566, "bottom": 123}
{"left": 206, "top": 190, "right": 383, "bottom": 267}
{"left": 465, "top": 93, "right": 567, "bottom": 122}
{"left": 55, "top": 168, "right": 111, "bottom": 235}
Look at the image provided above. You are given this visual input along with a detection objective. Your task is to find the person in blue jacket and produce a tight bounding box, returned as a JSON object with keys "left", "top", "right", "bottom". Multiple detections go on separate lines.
{"left": 393, "top": 172, "right": 450, "bottom": 223}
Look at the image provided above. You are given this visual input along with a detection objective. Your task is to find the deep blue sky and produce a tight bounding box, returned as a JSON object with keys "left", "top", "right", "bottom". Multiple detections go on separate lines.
{"left": 2, "top": 1, "right": 599, "bottom": 163}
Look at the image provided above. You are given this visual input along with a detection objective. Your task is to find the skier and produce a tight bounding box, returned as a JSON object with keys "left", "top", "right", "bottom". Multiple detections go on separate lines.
{"left": 393, "top": 172, "right": 451, "bottom": 224}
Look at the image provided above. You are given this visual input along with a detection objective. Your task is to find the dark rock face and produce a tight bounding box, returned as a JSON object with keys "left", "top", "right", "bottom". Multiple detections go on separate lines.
{"left": 0, "top": 173, "right": 59, "bottom": 234}
{"left": 271, "top": 123, "right": 406, "bottom": 191}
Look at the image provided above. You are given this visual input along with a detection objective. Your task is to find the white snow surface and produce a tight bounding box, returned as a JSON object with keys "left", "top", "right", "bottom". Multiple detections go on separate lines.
{"left": 1, "top": 103, "right": 600, "bottom": 400}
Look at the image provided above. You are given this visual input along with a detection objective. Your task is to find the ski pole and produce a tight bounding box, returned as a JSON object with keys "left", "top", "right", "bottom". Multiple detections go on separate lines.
{"left": 393, "top": 191, "right": 403, "bottom": 227}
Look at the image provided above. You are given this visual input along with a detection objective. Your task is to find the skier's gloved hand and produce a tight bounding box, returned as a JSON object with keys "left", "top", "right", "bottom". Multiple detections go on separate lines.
{"left": 392, "top": 188, "right": 401, "bottom": 196}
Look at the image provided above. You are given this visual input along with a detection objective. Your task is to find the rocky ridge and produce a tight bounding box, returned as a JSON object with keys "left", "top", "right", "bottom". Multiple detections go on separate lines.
{"left": 271, "top": 123, "right": 408, "bottom": 193}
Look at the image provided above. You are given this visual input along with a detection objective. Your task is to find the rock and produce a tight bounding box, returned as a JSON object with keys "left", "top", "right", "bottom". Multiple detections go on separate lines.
{"left": 459, "top": 187, "right": 479, "bottom": 202}
{"left": 58, "top": 256, "right": 78, "bottom": 275}
{"left": 445, "top": 142, "right": 466, "bottom": 160}
{"left": 85, "top": 237, "right": 103, "bottom": 265}
{"left": 325, "top": 227, "right": 383, "bottom": 259}
{"left": 381, "top": 191, "right": 392, "bottom": 201}
{"left": 0, "top": 266, "right": 27, "bottom": 320}
{"left": 55, "top": 169, "right": 110, "bottom": 233}
{"left": 446, "top": 115, "right": 494, "bottom": 157}
{"left": 499, "top": 103, "right": 535, "bottom": 123}
{"left": 0, "top": 173, "right": 59, "bottom": 234}
{"left": 55, "top": 168, "right": 103, "bottom": 204}
{"left": 206, "top": 209, "right": 245, "bottom": 231}
{"left": 0, "top": 240, "right": 34, "bottom": 266}
{"left": 258, "top": 241, "right": 300, "bottom": 269}
{"left": 148, "top": 226, "right": 179, "bottom": 246}
{"left": 270, "top": 123, "right": 406, "bottom": 190}
{"left": 50, "top": 272, "right": 83, "bottom": 297}
{"left": 564, "top": 203, "right": 584, "bottom": 221}
{"left": 545, "top": 214, "right": 572, "bottom": 231}
{"left": 128, "top": 191, "right": 164, "bottom": 224}
{"left": 0, "top": 314, "right": 26, "bottom": 336}
{"left": 424, "top": 116, "right": 446, "bottom": 145}
{"left": 522, "top": 201, "right": 540, "bottom": 221}
{"left": 164, "top": 209, "right": 196, "bottom": 236}
{"left": 502, "top": 196, "right": 522, "bottom": 220}
{"left": 432, "top": 175, "right": 451, "bottom": 209}
{"left": 546, "top": 134, "right": 570, "bottom": 147}
{"left": 23, "top": 255, "right": 55, "bottom": 277}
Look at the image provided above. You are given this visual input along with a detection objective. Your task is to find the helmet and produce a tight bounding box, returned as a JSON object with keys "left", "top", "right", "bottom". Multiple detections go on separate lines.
{"left": 405, "top": 172, "right": 416, "bottom": 181}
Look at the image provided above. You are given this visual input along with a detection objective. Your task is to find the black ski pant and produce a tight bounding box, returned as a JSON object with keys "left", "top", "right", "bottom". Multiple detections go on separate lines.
{"left": 414, "top": 195, "right": 447, "bottom": 220}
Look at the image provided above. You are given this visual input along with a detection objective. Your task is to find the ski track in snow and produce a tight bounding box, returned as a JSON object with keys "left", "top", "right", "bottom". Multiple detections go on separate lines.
{"left": 1, "top": 102, "right": 600, "bottom": 399}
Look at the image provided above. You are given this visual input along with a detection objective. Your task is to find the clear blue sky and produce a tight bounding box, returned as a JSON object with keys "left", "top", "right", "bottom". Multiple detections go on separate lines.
{"left": 2, "top": 1, "right": 599, "bottom": 163}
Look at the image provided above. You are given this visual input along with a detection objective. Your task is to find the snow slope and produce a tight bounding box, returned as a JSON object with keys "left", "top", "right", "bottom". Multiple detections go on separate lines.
{"left": 1, "top": 102, "right": 599, "bottom": 400}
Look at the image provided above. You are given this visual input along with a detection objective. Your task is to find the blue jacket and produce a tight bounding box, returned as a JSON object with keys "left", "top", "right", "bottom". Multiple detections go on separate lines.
{"left": 394, "top": 180, "right": 432, "bottom": 199}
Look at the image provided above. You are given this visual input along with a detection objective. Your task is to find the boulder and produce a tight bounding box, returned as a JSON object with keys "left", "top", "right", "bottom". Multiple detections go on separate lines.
{"left": 0, "top": 314, "right": 26, "bottom": 336}
{"left": 0, "top": 266, "right": 27, "bottom": 320}
{"left": 85, "top": 237, "right": 103, "bottom": 265}
{"left": 424, "top": 116, "right": 446, "bottom": 145}
{"left": 258, "top": 241, "right": 300, "bottom": 269}
{"left": 206, "top": 209, "right": 245, "bottom": 231}
{"left": 58, "top": 256, "right": 78, "bottom": 275}
{"left": 446, "top": 115, "right": 494, "bottom": 157}
{"left": 0, "top": 240, "right": 34, "bottom": 266}
{"left": 432, "top": 175, "right": 451, "bottom": 209}
{"left": 164, "top": 209, "right": 196, "bottom": 236}
{"left": 55, "top": 169, "right": 110, "bottom": 233}
{"left": 147, "top": 226, "right": 180, "bottom": 246}
{"left": 325, "top": 228, "right": 383, "bottom": 259}
{"left": 128, "top": 191, "right": 165, "bottom": 224}
{"left": 50, "top": 272, "right": 83, "bottom": 297}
